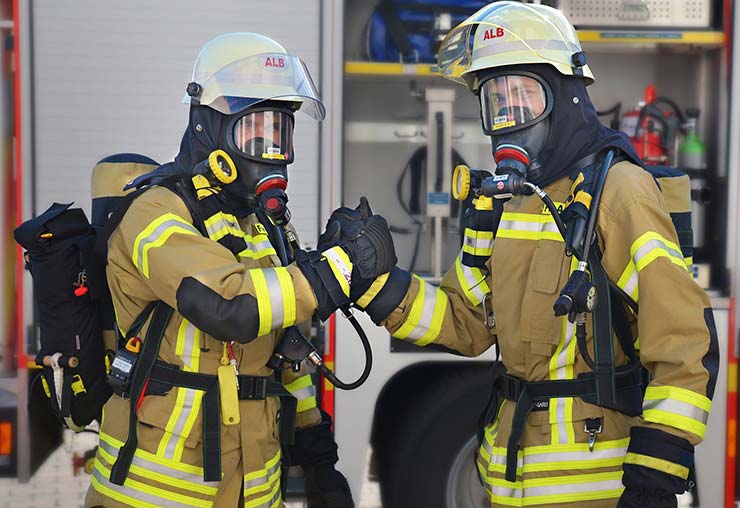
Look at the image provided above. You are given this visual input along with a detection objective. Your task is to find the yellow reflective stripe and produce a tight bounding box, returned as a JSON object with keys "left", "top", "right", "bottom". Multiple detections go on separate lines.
{"left": 238, "top": 246, "right": 277, "bottom": 260}
{"left": 297, "top": 396, "right": 318, "bottom": 412}
{"left": 497, "top": 211, "right": 563, "bottom": 242}
{"left": 100, "top": 431, "right": 205, "bottom": 475}
{"left": 156, "top": 386, "right": 193, "bottom": 458}
{"left": 323, "top": 246, "right": 352, "bottom": 297}
{"left": 643, "top": 385, "right": 711, "bottom": 438}
{"left": 462, "top": 228, "right": 494, "bottom": 256}
{"left": 244, "top": 466, "right": 280, "bottom": 498}
{"left": 685, "top": 256, "right": 693, "bottom": 268}
{"left": 93, "top": 461, "right": 213, "bottom": 508}
{"left": 285, "top": 374, "right": 313, "bottom": 393}
{"left": 455, "top": 254, "right": 490, "bottom": 306}
{"left": 245, "top": 479, "right": 280, "bottom": 508}
{"left": 90, "top": 474, "right": 166, "bottom": 508}
{"left": 250, "top": 269, "right": 272, "bottom": 337}
{"left": 630, "top": 231, "right": 688, "bottom": 271}
{"left": 645, "top": 385, "right": 712, "bottom": 411}
{"left": 624, "top": 452, "right": 689, "bottom": 479}
{"left": 275, "top": 267, "right": 296, "bottom": 328}
{"left": 132, "top": 213, "right": 199, "bottom": 278}
{"left": 204, "top": 212, "right": 244, "bottom": 242}
{"left": 485, "top": 471, "right": 624, "bottom": 506}
{"left": 96, "top": 443, "right": 218, "bottom": 496}
{"left": 356, "top": 273, "right": 390, "bottom": 308}
{"left": 393, "top": 276, "right": 448, "bottom": 346}
{"left": 175, "top": 319, "right": 201, "bottom": 373}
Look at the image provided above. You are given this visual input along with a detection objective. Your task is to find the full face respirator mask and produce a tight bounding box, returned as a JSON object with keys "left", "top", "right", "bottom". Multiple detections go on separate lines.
{"left": 191, "top": 102, "right": 297, "bottom": 222}
{"left": 478, "top": 71, "right": 553, "bottom": 181}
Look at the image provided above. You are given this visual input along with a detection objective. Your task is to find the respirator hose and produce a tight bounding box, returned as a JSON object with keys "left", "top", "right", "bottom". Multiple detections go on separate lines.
{"left": 316, "top": 309, "right": 373, "bottom": 391}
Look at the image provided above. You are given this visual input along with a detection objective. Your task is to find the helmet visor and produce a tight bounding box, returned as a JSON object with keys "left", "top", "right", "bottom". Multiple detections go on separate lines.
{"left": 479, "top": 74, "right": 550, "bottom": 135}
{"left": 184, "top": 53, "right": 326, "bottom": 120}
{"left": 233, "top": 110, "right": 294, "bottom": 162}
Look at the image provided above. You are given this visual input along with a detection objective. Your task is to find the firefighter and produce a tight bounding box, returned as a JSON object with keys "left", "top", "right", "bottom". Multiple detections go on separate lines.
{"left": 85, "top": 32, "right": 395, "bottom": 508}
{"left": 321, "top": 3, "right": 719, "bottom": 508}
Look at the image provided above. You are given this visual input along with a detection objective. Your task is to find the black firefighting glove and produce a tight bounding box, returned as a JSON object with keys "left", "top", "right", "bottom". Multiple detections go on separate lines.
{"left": 288, "top": 411, "right": 355, "bottom": 508}
{"left": 617, "top": 427, "right": 693, "bottom": 508}
{"left": 297, "top": 199, "right": 397, "bottom": 320}
{"left": 313, "top": 197, "right": 410, "bottom": 324}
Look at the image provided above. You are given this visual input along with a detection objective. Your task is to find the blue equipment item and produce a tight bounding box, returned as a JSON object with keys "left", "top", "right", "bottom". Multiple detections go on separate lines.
{"left": 366, "top": 0, "right": 489, "bottom": 63}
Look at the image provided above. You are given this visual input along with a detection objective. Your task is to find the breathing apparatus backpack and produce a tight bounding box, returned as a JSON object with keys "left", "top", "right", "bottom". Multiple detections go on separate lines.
{"left": 366, "top": 0, "right": 489, "bottom": 63}
{"left": 13, "top": 154, "right": 161, "bottom": 431}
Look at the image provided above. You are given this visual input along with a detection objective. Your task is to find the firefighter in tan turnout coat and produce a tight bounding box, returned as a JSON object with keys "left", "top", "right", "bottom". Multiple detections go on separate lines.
{"left": 85, "top": 33, "right": 397, "bottom": 508}
{"left": 320, "top": 3, "right": 720, "bottom": 508}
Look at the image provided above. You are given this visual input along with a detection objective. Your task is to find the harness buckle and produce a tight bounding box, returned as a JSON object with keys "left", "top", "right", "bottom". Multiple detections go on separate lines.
{"left": 241, "top": 377, "right": 268, "bottom": 400}
{"left": 584, "top": 417, "right": 602, "bottom": 452}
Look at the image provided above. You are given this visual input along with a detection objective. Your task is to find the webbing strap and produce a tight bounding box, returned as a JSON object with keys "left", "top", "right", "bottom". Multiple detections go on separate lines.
{"left": 589, "top": 249, "right": 617, "bottom": 408}
{"left": 109, "top": 302, "right": 173, "bottom": 486}
{"left": 495, "top": 364, "right": 643, "bottom": 482}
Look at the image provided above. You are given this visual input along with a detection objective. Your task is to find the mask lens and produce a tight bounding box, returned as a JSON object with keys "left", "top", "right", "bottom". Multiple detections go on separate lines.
{"left": 480, "top": 75, "right": 548, "bottom": 134}
{"left": 233, "top": 110, "right": 294, "bottom": 161}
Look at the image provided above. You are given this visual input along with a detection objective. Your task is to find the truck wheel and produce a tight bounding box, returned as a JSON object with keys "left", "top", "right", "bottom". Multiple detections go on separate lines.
{"left": 381, "top": 367, "right": 490, "bottom": 508}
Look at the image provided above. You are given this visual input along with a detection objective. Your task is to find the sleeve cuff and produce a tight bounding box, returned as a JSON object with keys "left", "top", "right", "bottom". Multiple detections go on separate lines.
{"left": 622, "top": 426, "right": 694, "bottom": 495}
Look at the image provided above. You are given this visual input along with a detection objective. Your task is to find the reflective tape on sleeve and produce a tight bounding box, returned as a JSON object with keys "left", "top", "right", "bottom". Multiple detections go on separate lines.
{"left": 643, "top": 385, "right": 711, "bottom": 439}
{"left": 393, "top": 276, "right": 448, "bottom": 346}
{"left": 132, "top": 213, "right": 200, "bottom": 278}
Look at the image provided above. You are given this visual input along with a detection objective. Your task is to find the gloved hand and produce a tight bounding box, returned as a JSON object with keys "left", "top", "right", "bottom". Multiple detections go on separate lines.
{"left": 618, "top": 427, "right": 692, "bottom": 508}
{"left": 297, "top": 198, "right": 397, "bottom": 320}
{"left": 617, "top": 488, "right": 676, "bottom": 508}
{"left": 317, "top": 197, "right": 373, "bottom": 251}
{"left": 288, "top": 411, "right": 355, "bottom": 508}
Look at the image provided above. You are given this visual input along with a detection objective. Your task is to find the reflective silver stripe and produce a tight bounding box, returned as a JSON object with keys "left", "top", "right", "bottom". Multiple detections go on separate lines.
{"left": 553, "top": 319, "right": 576, "bottom": 444}
{"left": 643, "top": 398, "right": 709, "bottom": 424}
{"left": 244, "top": 486, "right": 281, "bottom": 508}
{"left": 633, "top": 238, "right": 684, "bottom": 266}
{"left": 91, "top": 466, "right": 211, "bottom": 508}
{"left": 163, "top": 388, "right": 199, "bottom": 459}
{"left": 181, "top": 321, "right": 198, "bottom": 371}
{"left": 251, "top": 239, "right": 273, "bottom": 252}
{"left": 525, "top": 477, "right": 624, "bottom": 498}
{"left": 464, "top": 234, "right": 493, "bottom": 252}
{"left": 290, "top": 385, "right": 316, "bottom": 404}
{"left": 474, "top": 38, "right": 573, "bottom": 59}
{"left": 525, "top": 446, "right": 628, "bottom": 465}
{"left": 244, "top": 460, "right": 282, "bottom": 491}
{"left": 622, "top": 269, "right": 639, "bottom": 299}
{"left": 457, "top": 253, "right": 489, "bottom": 304}
{"left": 205, "top": 213, "right": 243, "bottom": 241}
{"left": 263, "top": 269, "right": 285, "bottom": 330}
{"left": 498, "top": 219, "right": 541, "bottom": 233}
{"left": 407, "top": 282, "right": 439, "bottom": 342}
{"left": 136, "top": 219, "right": 199, "bottom": 271}
{"left": 98, "top": 438, "right": 217, "bottom": 488}
{"left": 498, "top": 220, "right": 560, "bottom": 235}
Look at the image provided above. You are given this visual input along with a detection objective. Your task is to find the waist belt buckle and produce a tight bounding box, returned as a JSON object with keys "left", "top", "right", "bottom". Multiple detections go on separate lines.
{"left": 243, "top": 377, "right": 267, "bottom": 400}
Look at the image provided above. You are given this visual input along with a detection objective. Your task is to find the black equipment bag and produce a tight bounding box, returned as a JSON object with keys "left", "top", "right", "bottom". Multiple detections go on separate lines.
{"left": 14, "top": 203, "right": 110, "bottom": 430}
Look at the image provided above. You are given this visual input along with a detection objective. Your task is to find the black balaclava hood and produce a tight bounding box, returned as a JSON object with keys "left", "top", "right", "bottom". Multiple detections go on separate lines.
{"left": 488, "top": 63, "right": 641, "bottom": 187}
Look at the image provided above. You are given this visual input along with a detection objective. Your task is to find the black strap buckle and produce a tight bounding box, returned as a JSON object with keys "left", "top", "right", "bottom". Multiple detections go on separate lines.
{"left": 240, "top": 377, "right": 267, "bottom": 400}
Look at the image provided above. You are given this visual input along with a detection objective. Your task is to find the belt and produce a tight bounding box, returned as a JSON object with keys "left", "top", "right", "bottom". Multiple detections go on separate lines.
{"left": 482, "top": 360, "right": 644, "bottom": 482}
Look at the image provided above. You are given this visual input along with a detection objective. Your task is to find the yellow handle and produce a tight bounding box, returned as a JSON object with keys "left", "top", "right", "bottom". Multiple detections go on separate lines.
{"left": 217, "top": 365, "right": 241, "bottom": 426}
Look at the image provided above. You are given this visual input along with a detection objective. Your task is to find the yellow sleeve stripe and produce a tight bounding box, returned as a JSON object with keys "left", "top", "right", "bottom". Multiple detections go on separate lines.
{"left": 323, "top": 246, "right": 352, "bottom": 297}
{"left": 297, "top": 396, "right": 318, "bottom": 413}
{"left": 393, "top": 276, "right": 448, "bottom": 346}
{"left": 284, "top": 374, "right": 313, "bottom": 393}
{"left": 132, "top": 213, "right": 199, "bottom": 278}
{"left": 624, "top": 452, "right": 690, "bottom": 480}
{"left": 249, "top": 269, "right": 272, "bottom": 337}
{"left": 644, "top": 385, "right": 712, "bottom": 411}
{"left": 356, "top": 272, "right": 390, "bottom": 308}
{"left": 642, "top": 410, "right": 707, "bottom": 439}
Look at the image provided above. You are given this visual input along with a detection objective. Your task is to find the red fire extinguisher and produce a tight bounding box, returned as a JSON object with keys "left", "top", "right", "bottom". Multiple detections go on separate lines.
{"left": 620, "top": 85, "right": 685, "bottom": 166}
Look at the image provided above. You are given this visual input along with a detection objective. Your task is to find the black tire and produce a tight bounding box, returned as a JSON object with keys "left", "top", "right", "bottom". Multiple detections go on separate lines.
{"left": 380, "top": 367, "right": 491, "bottom": 508}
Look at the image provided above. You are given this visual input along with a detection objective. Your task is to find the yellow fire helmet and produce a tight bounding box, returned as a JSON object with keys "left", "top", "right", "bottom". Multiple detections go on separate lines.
{"left": 437, "top": 1, "right": 594, "bottom": 93}
{"left": 182, "top": 32, "right": 325, "bottom": 120}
